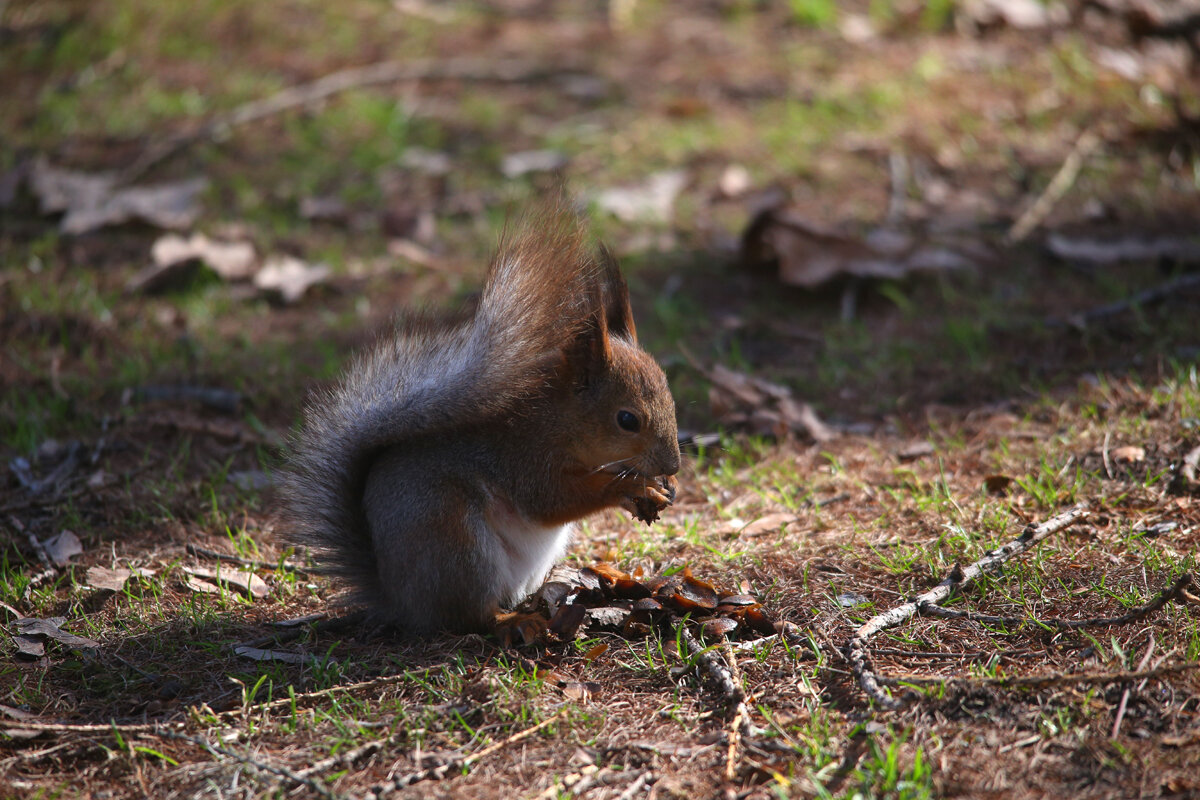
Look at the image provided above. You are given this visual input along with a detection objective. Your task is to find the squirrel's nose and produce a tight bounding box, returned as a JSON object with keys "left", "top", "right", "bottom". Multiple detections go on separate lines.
{"left": 659, "top": 443, "right": 681, "bottom": 476}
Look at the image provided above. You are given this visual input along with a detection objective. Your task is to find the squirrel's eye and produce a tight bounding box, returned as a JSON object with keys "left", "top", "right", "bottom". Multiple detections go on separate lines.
{"left": 616, "top": 409, "right": 641, "bottom": 433}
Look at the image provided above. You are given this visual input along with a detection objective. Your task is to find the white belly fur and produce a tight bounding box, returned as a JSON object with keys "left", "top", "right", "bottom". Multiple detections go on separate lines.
{"left": 483, "top": 496, "right": 574, "bottom": 607}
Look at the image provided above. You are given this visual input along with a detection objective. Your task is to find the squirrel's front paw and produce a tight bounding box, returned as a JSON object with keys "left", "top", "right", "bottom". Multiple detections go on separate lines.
{"left": 621, "top": 474, "right": 677, "bottom": 524}
{"left": 491, "top": 611, "right": 548, "bottom": 647}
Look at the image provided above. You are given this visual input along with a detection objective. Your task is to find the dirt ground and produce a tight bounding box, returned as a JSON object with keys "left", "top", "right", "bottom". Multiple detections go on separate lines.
{"left": 2, "top": 1, "right": 1200, "bottom": 798}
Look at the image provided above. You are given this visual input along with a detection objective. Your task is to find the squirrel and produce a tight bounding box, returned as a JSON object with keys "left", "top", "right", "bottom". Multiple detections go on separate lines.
{"left": 280, "top": 209, "right": 680, "bottom": 635}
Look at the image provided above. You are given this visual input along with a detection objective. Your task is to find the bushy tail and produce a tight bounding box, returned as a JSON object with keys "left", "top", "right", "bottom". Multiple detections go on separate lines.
{"left": 279, "top": 208, "right": 600, "bottom": 605}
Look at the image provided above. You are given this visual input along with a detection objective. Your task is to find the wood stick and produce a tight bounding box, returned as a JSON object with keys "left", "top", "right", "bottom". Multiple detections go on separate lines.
{"left": 117, "top": 57, "right": 584, "bottom": 185}
{"left": 158, "top": 730, "right": 338, "bottom": 800}
{"left": 917, "top": 572, "right": 1193, "bottom": 631}
{"left": 382, "top": 709, "right": 567, "bottom": 792}
{"left": 885, "top": 660, "right": 1200, "bottom": 690}
{"left": 1006, "top": 128, "right": 1099, "bottom": 244}
{"left": 845, "top": 505, "right": 1091, "bottom": 709}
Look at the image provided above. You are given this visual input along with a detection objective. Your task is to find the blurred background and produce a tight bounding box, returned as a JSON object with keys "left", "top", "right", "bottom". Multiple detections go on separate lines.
{"left": 2, "top": 0, "right": 1198, "bottom": 455}
{"left": 3, "top": 6, "right": 1200, "bottom": 797}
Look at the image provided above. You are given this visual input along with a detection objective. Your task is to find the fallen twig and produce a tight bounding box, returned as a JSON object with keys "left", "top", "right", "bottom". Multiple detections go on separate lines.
{"left": 159, "top": 730, "right": 338, "bottom": 800}
{"left": 1112, "top": 635, "right": 1155, "bottom": 738}
{"left": 118, "top": 57, "right": 585, "bottom": 185}
{"left": 379, "top": 709, "right": 567, "bottom": 793}
{"left": 721, "top": 641, "right": 752, "bottom": 783}
{"left": 845, "top": 505, "right": 1090, "bottom": 709}
{"left": 1006, "top": 128, "right": 1100, "bottom": 244}
{"left": 1047, "top": 272, "right": 1200, "bottom": 329}
{"left": 917, "top": 572, "right": 1193, "bottom": 631}
{"left": 885, "top": 660, "right": 1200, "bottom": 690}
{"left": 614, "top": 770, "right": 656, "bottom": 800}
{"left": 676, "top": 624, "right": 742, "bottom": 704}
{"left": 186, "top": 543, "right": 308, "bottom": 574}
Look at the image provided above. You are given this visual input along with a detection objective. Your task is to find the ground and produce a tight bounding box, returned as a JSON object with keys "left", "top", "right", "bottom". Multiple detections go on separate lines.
{"left": 2, "top": 1, "right": 1199, "bottom": 798}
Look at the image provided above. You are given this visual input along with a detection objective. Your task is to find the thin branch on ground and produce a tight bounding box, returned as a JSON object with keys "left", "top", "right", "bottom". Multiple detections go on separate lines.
{"left": 721, "top": 641, "right": 752, "bottom": 783}
{"left": 0, "top": 719, "right": 177, "bottom": 735}
{"left": 676, "top": 623, "right": 743, "bottom": 704}
{"left": 157, "top": 730, "right": 338, "bottom": 800}
{"left": 918, "top": 572, "right": 1194, "bottom": 631}
{"left": 117, "top": 57, "right": 585, "bottom": 185}
{"left": 614, "top": 770, "right": 656, "bottom": 800}
{"left": 884, "top": 660, "right": 1200, "bottom": 690}
{"left": 208, "top": 665, "right": 431, "bottom": 721}
{"left": 1112, "top": 634, "right": 1155, "bottom": 738}
{"left": 379, "top": 709, "right": 567, "bottom": 793}
{"left": 1006, "top": 128, "right": 1099, "bottom": 244}
{"left": 1047, "top": 272, "right": 1200, "bottom": 328}
{"left": 186, "top": 543, "right": 308, "bottom": 574}
{"left": 844, "top": 505, "right": 1091, "bottom": 709}
{"left": 726, "top": 622, "right": 812, "bottom": 655}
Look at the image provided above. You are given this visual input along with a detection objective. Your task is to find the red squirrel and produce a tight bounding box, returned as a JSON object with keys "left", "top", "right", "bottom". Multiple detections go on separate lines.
{"left": 281, "top": 209, "right": 680, "bottom": 634}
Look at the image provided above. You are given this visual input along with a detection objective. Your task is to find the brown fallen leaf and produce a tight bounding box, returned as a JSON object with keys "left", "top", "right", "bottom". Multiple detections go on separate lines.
{"left": 582, "top": 642, "right": 609, "bottom": 664}
{"left": 13, "top": 617, "right": 100, "bottom": 650}
{"left": 183, "top": 565, "right": 268, "bottom": 598}
{"left": 734, "top": 513, "right": 798, "bottom": 539}
{"left": 29, "top": 159, "right": 207, "bottom": 235}
{"left": 561, "top": 681, "right": 598, "bottom": 702}
{"left": 741, "top": 207, "right": 973, "bottom": 289}
{"left": 85, "top": 566, "right": 150, "bottom": 593}
{"left": 703, "top": 362, "right": 835, "bottom": 443}
{"left": 182, "top": 575, "right": 221, "bottom": 595}
{"left": 13, "top": 634, "right": 45, "bottom": 659}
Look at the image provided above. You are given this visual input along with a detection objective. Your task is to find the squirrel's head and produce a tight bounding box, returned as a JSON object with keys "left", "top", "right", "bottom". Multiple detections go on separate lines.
{"left": 558, "top": 248, "right": 680, "bottom": 482}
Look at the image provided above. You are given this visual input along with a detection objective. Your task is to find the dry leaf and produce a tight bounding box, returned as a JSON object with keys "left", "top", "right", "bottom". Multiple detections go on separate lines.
{"left": 13, "top": 635, "right": 45, "bottom": 659}
{"left": 898, "top": 441, "right": 936, "bottom": 461}
{"left": 1047, "top": 233, "right": 1200, "bottom": 265}
{"left": 183, "top": 566, "right": 268, "bottom": 598}
{"left": 701, "top": 617, "right": 739, "bottom": 637}
{"left": 561, "top": 681, "right": 598, "bottom": 702}
{"left": 41, "top": 530, "right": 82, "bottom": 567}
{"left": 676, "top": 568, "right": 718, "bottom": 610}
{"left": 1111, "top": 445, "right": 1146, "bottom": 464}
{"left": 706, "top": 363, "right": 834, "bottom": 442}
{"left": 582, "top": 642, "right": 609, "bottom": 664}
{"left": 85, "top": 566, "right": 142, "bottom": 593}
{"left": 254, "top": 256, "right": 331, "bottom": 304}
{"left": 182, "top": 576, "right": 221, "bottom": 595}
{"left": 234, "top": 646, "right": 312, "bottom": 665}
{"left": 586, "top": 606, "right": 630, "bottom": 628}
{"left": 31, "top": 159, "right": 206, "bottom": 234}
{"left": 151, "top": 233, "right": 257, "bottom": 280}
{"left": 742, "top": 208, "right": 973, "bottom": 289}
{"left": 594, "top": 170, "right": 687, "bottom": 223}
{"left": 13, "top": 617, "right": 100, "bottom": 650}
{"left": 737, "top": 513, "right": 797, "bottom": 538}
{"left": 984, "top": 474, "right": 1014, "bottom": 495}
{"left": 500, "top": 149, "right": 568, "bottom": 178}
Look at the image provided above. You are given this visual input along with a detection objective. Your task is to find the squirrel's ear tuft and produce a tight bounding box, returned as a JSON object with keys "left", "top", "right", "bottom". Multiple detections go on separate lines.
{"left": 562, "top": 282, "right": 613, "bottom": 389}
{"left": 598, "top": 244, "right": 637, "bottom": 344}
